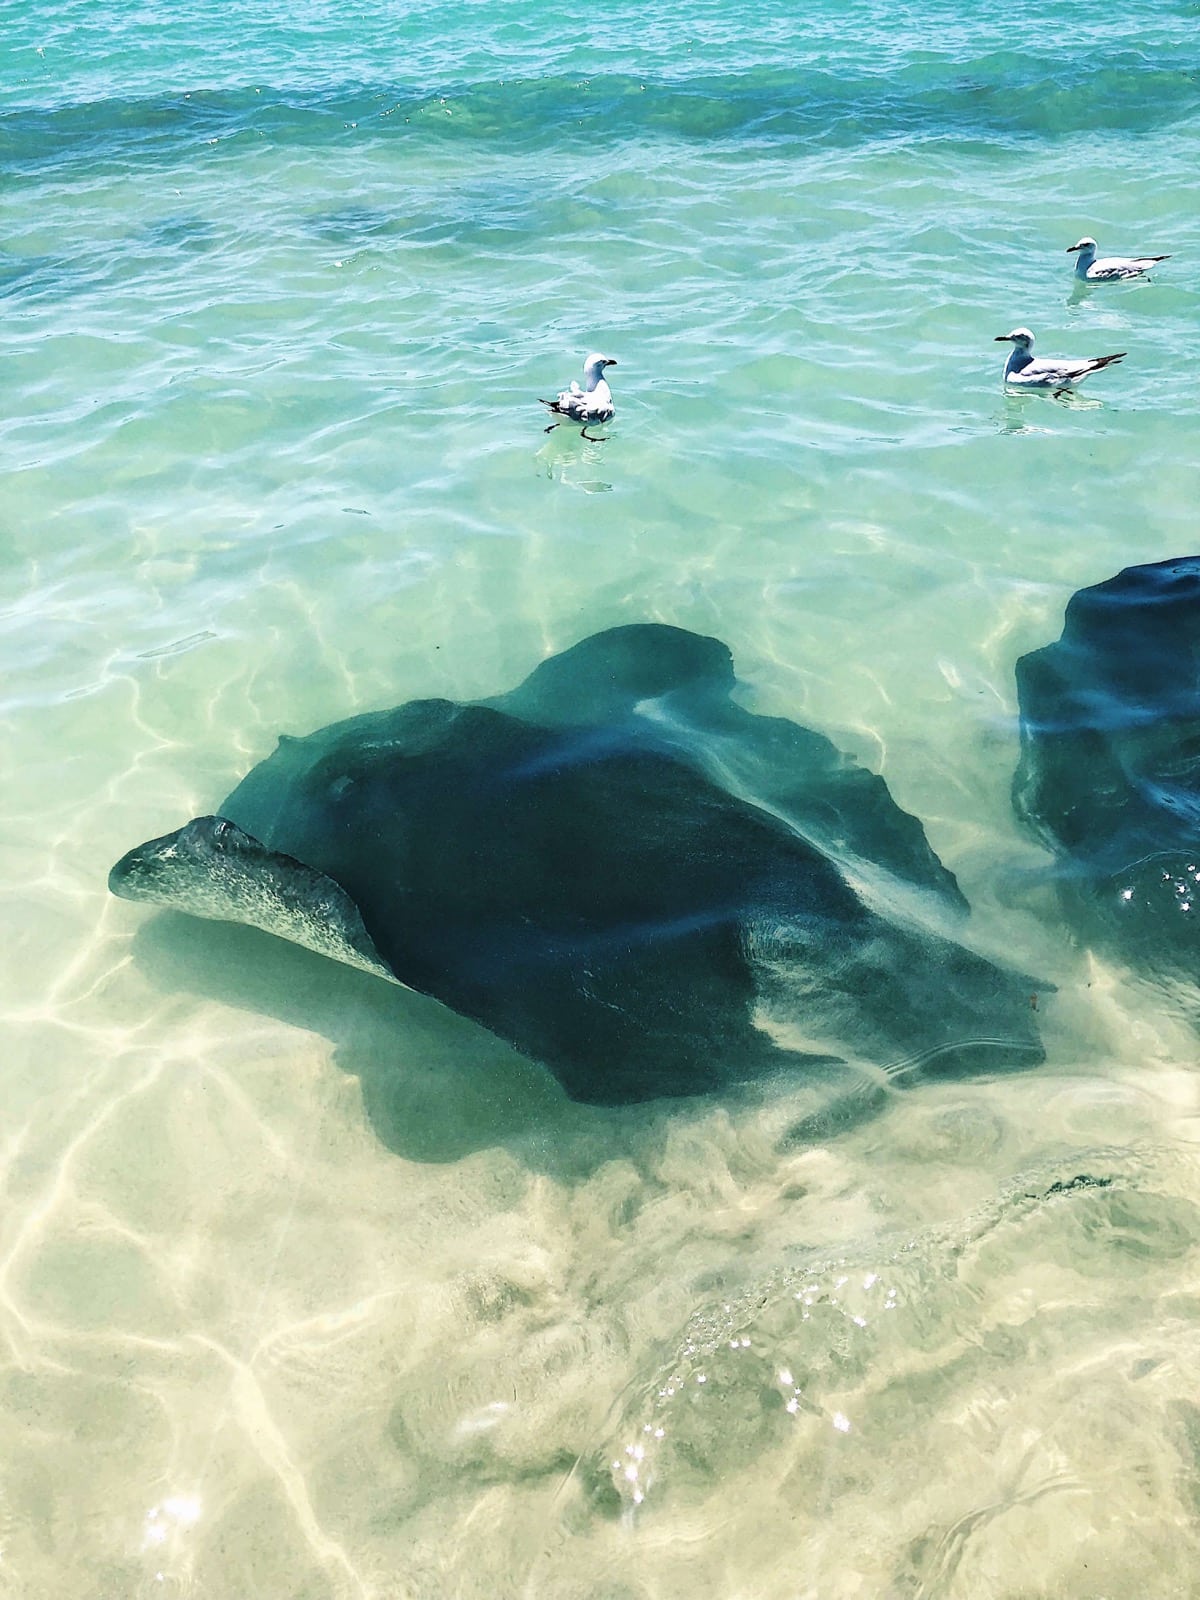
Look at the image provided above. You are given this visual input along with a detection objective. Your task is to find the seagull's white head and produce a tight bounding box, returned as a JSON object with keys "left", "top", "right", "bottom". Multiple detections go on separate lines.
{"left": 580, "top": 353, "right": 618, "bottom": 393}
{"left": 1066, "top": 237, "right": 1097, "bottom": 255}
{"left": 994, "top": 328, "right": 1035, "bottom": 350}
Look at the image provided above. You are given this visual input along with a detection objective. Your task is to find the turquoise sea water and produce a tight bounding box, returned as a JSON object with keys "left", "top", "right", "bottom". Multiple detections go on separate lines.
{"left": 3, "top": 1, "right": 1200, "bottom": 1593}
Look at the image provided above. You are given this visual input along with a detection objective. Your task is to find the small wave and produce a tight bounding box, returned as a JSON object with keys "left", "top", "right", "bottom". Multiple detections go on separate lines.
{"left": 2, "top": 55, "right": 1197, "bottom": 182}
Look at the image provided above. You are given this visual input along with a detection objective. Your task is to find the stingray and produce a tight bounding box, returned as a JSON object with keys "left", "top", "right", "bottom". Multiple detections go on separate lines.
{"left": 110, "top": 623, "right": 1042, "bottom": 1104}
{"left": 1014, "top": 555, "right": 1200, "bottom": 971}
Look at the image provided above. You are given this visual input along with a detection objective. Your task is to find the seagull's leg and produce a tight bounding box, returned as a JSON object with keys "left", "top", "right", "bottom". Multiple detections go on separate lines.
{"left": 580, "top": 425, "right": 608, "bottom": 443}
{"left": 544, "top": 420, "right": 562, "bottom": 433}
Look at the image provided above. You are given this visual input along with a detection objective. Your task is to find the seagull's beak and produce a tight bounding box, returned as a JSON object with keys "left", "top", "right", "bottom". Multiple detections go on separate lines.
{"left": 994, "top": 334, "right": 1013, "bottom": 342}
{"left": 1066, "top": 243, "right": 1082, "bottom": 253}
{"left": 606, "top": 358, "right": 618, "bottom": 367}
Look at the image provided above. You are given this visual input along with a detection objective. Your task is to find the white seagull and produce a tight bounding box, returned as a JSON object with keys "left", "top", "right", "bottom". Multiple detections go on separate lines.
{"left": 995, "top": 327, "right": 1126, "bottom": 394}
{"left": 1067, "top": 236, "right": 1171, "bottom": 282}
{"left": 539, "top": 352, "right": 617, "bottom": 438}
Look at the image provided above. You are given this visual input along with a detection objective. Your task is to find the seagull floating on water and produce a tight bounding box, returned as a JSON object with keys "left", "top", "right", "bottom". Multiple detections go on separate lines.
{"left": 1067, "top": 236, "right": 1170, "bottom": 282}
{"left": 539, "top": 352, "right": 617, "bottom": 439}
{"left": 995, "top": 328, "right": 1126, "bottom": 395}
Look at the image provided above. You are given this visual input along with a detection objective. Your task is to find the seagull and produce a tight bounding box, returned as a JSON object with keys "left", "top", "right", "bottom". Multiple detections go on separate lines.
{"left": 539, "top": 352, "right": 617, "bottom": 439}
{"left": 1067, "top": 236, "right": 1170, "bottom": 282}
{"left": 995, "top": 328, "right": 1126, "bottom": 395}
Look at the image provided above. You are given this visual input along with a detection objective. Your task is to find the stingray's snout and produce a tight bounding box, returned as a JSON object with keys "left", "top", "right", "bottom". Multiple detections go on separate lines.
{"left": 109, "top": 828, "right": 184, "bottom": 903}
{"left": 108, "top": 815, "right": 245, "bottom": 904}
{"left": 108, "top": 847, "right": 139, "bottom": 897}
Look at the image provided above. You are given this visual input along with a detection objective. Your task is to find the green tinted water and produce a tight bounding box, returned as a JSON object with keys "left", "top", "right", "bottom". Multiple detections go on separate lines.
{"left": 2, "top": 1, "right": 1200, "bottom": 1592}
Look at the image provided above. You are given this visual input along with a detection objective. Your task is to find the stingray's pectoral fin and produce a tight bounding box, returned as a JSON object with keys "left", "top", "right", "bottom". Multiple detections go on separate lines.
{"left": 108, "top": 814, "right": 398, "bottom": 985}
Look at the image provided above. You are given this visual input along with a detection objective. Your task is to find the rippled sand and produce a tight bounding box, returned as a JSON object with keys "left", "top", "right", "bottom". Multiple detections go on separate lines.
{"left": 6, "top": 906, "right": 1200, "bottom": 1596}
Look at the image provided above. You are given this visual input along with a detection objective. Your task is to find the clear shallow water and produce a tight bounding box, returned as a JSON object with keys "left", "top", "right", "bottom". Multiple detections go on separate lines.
{"left": 2, "top": 0, "right": 1200, "bottom": 1593}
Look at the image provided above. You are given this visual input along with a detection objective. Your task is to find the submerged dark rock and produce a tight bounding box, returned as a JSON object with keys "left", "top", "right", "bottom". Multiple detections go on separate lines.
{"left": 111, "top": 623, "right": 1042, "bottom": 1104}
{"left": 1014, "top": 554, "right": 1200, "bottom": 971}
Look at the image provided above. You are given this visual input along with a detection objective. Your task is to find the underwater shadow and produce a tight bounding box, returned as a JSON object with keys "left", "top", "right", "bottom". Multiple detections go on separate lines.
{"left": 130, "top": 908, "right": 1043, "bottom": 1174}
{"left": 129, "top": 911, "right": 809, "bottom": 1176}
